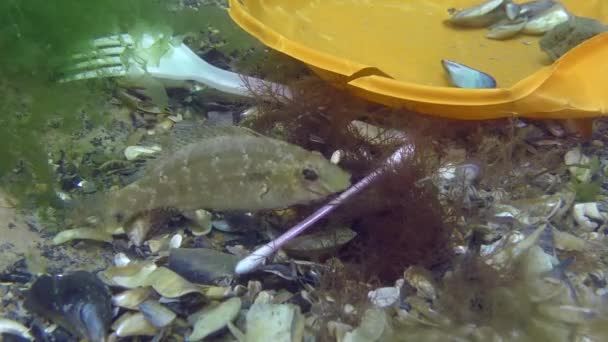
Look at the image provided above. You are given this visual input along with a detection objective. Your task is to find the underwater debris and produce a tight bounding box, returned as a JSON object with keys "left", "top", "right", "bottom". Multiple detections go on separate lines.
{"left": 24, "top": 271, "right": 112, "bottom": 341}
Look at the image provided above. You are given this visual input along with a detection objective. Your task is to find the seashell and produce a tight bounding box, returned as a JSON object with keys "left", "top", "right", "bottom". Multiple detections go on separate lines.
{"left": 342, "top": 308, "right": 391, "bottom": 342}
{"left": 448, "top": 0, "right": 506, "bottom": 27}
{"left": 537, "top": 304, "right": 598, "bottom": 324}
{"left": 552, "top": 229, "right": 586, "bottom": 251}
{"left": 127, "top": 216, "right": 151, "bottom": 247}
{"left": 403, "top": 266, "right": 437, "bottom": 301}
{"left": 0, "top": 318, "right": 34, "bottom": 341}
{"left": 147, "top": 235, "right": 171, "bottom": 253}
{"left": 98, "top": 261, "right": 158, "bottom": 288}
{"left": 168, "top": 248, "right": 239, "bottom": 284}
{"left": 441, "top": 60, "right": 497, "bottom": 89}
{"left": 124, "top": 145, "right": 162, "bottom": 161}
{"left": 330, "top": 150, "right": 342, "bottom": 164}
{"left": 572, "top": 203, "right": 606, "bottom": 230}
{"left": 53, "top": 227, "right": 113, "bottom": 245}
{"left": 183, "top": 209, "right": 213, "bottom": 236}
{"left": 486, "top": 17, "right": 527, "bottom": 39}
{"left": 227, "top": 321, "right": 246, "bottom": 341}
{"left": 187, "top": 297, "right": 242, "bottom": 341}
{"left": 245, "top": 301, "right": 305, "bottom": 342}
{"left": 113, "top": 252, "right": 131, "bottom": 267}
{"left": 485, "top": 225, "right": 546, "bottom": 268}
{"left": 138, "top": 300, "right": 177, "bottom": 328}
{"left": 564, "top": 148, "right": 592, "bottom": 183}
{"left": 521, "top": 246, "right": 556, "bottom": 279}
{"left": 112, "top": 312, "right": 158, "bottom": 337}
{"left": 283, "top": 227, "right": 357, "bottom": 259}
{"left": 368, "top": 287, "right": 400, "bottom": 308}
{"left": 327, "top": 321, "right": 353, "bottom": 340}
{"left": 144, "top": 267, "right": 207, "bottom": 298}
{"left": 505, "top": 1, "right": 520, "bottom": 20}
{"left": 169, "top": 234, "right": 182, "bottom": 248}
{"left": 522, "top": 2, "right": 569, "bottom": 34}
{"left": 519, "top": 0, "right": 556, "bottom": 17}
{"left": 24, "top": 271, "right": 112, "bottom": 342}
{"left": 347, "top": 120, "right": 408, "bottom": 144}
{"left": 112, "top": 287, "right": 153, "bottom": 310}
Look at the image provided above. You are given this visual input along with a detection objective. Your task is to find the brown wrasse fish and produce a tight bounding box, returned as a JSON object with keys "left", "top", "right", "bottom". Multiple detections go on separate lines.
{"left": 80, "top": 126, "right": 351, "bottom": 229}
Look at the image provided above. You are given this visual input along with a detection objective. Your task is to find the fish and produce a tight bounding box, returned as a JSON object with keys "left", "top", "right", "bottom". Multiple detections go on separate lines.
{"left": 441, "top": 59, "right": 497, "bottom": 88}
{"left": 86, "top": 124, "right": 351, "bottom": 228}
{"left": 448, "top": 0, "right": 506, "bottom": 27}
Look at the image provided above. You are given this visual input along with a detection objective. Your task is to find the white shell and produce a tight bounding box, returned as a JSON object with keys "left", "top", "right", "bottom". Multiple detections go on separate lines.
{"left": 124, "top": 145, "right": 162, "bottom": 161}
{"left": 573, "top": 203, "right": 605, "bottom": 230}
{"left": 368, "top": 287, "right": 400, "bottom": 308}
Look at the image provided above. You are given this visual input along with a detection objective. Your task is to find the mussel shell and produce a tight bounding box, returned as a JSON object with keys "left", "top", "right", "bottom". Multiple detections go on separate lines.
{"left": 24, "top": 271, "right": 112, "bottom": 342}
{"left": 442, "top": 60, "right": 497, "bottom": 88}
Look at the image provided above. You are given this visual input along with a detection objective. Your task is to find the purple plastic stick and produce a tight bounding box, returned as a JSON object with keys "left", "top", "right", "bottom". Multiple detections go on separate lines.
{"left": 235, "top": 143, "right": 414, "bottom": 275}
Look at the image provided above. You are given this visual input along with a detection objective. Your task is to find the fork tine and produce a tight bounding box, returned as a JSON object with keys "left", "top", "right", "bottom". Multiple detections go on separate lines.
{"left": 58, "top": 65, "right": 127, "bottom": 83}
{"left": 64, "top": 56, "right": 123, "bottom": 73}
{"left": 70, "top": 46, "right": 125, "bottom": 61}
{"left": 92, "top": 34, "right": 134, "bottom": 47}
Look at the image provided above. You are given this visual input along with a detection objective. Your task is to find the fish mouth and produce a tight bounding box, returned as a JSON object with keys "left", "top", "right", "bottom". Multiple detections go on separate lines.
{"left": 305, "top": 182, "right": 332, "bottom": 197}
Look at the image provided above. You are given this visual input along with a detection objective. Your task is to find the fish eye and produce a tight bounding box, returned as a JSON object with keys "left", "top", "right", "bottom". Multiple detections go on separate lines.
{"left": 114, "top": 212, "right": 125, "bottom": 223}
{"left": 302, "top": 168, "right": 319, "bottom": 181}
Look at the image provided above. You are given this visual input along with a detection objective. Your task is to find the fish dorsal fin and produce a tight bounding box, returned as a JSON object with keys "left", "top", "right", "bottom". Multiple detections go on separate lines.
{"left": 122, "top": 121, "right": 265, "bottom": 184}
{"left": 162, "top": 121, "right": 263, "bottom": 152}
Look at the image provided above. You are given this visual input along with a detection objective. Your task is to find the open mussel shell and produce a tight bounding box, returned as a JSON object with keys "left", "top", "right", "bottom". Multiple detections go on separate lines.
{"left": 98, "top": 261, "right": 158, "bottom": 288}
{"left": 52, "top": 227, "right": 113, "bottom": 245}
{"left": 283, "top": 227, "right": 357, "bottom": 259}
{"left": 486, "top": 17, "right": 528, "bottom": 39}
{"left": 168, "top": 248, "right": 240, "bottom": 284}
{"left": 187, "top": 297, "right": 242, "bottom": 341}
{"left": 441, "top": 60, "right": 497, "bottom": 89}
{"left": 112, "top": 312, "right": 158, "bottom": 337}
{"left": 145, "top": 267, "right": 209, "bottom": 298}
{"left": 522, "top": 2, "right": 570, "bottom": 34}
{"left": 138, "top": 300, "right": 177, "bottom": 328}
{"left": 245, "top": 300, "right": 305, "bottom": 342}
{"left": 0, "top": 318, "right": 34, "bottom": 341}
{"left": 112, "top": 287, "right": 153, "bottom": 309}
{"left": 24, "top": 271, "right": 112, "bottom": 342}
{"left": 448, "top": 0, "right": 506, "bottom": 27}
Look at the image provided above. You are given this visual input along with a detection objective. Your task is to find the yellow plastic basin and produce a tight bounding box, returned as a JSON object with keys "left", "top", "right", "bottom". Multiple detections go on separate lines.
{"left": 229, "top": 0, "right": 608, "bottom": 120}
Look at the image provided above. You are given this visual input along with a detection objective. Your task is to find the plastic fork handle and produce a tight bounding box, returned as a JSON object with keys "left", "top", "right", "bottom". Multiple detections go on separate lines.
{"left": 156, "top": 43, "right": 292, "bottom": 99}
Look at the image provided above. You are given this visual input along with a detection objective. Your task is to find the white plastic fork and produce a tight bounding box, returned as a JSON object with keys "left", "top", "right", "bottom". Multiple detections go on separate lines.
{"left": 60, "top": 33, "right": 292, "bottom": 99}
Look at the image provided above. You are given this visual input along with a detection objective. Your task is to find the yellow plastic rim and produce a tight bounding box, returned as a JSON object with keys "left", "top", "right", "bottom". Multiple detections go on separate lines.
{"left": 229, "top": 0, "right": 608, "bottom": 120}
